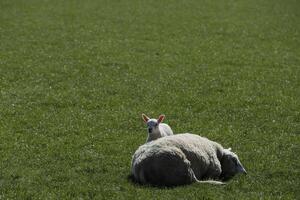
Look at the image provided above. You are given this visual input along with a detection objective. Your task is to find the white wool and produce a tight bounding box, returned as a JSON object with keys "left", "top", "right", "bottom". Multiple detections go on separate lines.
{"left": 131, "top": 133, "right": 246, "bottom": 186}
{"left": 146, "top": 122, "right": 173, "bottom": 142}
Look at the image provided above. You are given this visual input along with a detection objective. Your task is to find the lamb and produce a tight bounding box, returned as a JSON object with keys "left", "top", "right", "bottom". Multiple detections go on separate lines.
{"left": 142, "top": 114, "right": 174, "bottom": 143}
{"left": 131, "top": 133, "right": 247, "bottom": 186}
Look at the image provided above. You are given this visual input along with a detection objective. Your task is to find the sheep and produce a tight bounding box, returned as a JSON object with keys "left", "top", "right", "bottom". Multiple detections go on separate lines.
{"left": 142, "top": 114, "right": 174, "bottom": 143}
{"left": 131, "top": 133, "right": 247, "bottom": 186}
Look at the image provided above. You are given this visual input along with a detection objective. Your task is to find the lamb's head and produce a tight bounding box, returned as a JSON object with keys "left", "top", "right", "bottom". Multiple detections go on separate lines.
{"left": 142, "top": 114, "right": 165, "bottom": 135}
{"left": 220, "top": 148, "right": 247, "bottom": 181}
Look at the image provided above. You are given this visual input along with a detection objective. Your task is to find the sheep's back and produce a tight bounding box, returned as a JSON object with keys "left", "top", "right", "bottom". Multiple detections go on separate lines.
{"left": 164, "top": 134, "right": 222, "bottom": 179}
{"left": 139, "top": 134, "right": 222, "bottom": 179}
{"left": 131, "top": 144, "right": 195, "bottom": 186}
{"left": 159, "top": 123, "right": 174, "bottom": 136}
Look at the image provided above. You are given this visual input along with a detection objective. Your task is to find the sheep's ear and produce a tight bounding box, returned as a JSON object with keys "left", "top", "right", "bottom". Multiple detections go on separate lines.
{"left": 142, "top": 114, "right": 150, "bottom": 123}
{"left": 157, "top": 114, "right": 165, "bottom": 123}
{"left": 227, "top": 148, "right": 232, "bottom": 151}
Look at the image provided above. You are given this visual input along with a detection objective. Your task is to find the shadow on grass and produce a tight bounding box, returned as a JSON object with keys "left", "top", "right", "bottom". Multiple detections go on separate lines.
{"left": 126, "top": 174, "right": 182, "bottom": 189}
{"left": 126, "top": 174, "right": 227, "bottom": 189}
{"left": 126, "top": 173, "right": 238, "bottom": 189}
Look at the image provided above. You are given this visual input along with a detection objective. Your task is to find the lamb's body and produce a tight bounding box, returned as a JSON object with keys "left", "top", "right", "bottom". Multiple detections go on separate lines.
{"left": 131, "top": 133, "right": 246, "bottom": 186}
{"left": 146, "top": 123, "right": 173, "bottom": 142}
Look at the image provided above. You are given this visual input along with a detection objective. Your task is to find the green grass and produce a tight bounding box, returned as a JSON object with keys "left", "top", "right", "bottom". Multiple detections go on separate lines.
{"left": 0, "top": 0, "right": 299, "bottom": 199}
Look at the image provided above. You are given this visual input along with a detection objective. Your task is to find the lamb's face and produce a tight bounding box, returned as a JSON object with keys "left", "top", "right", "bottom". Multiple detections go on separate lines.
{"left": 142, "top": 114, "right": 165, "bottom": 136}
{"left": 220, "top": 149, "right": 247, "bottom": 181}
{"left": 146, "top": 119, "right": 159, "bottom": 134}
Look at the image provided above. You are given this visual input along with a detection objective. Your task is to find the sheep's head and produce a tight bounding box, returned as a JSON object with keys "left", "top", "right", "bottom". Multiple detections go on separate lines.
{"left": 142, "top": 114, "right": 165, "bottom": 135}
{"left": 220, "top": 148, "right": 247, "bottom": 181}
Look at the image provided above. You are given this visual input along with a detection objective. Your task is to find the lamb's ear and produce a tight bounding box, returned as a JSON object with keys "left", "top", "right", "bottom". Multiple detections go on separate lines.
{"left": 157, "top": 114, "right": 165, "bottom": 123}
{"left": 227, "top": 148, "right": 232, "bottom": 151}
{"left": 142, "top": 114, "right": 150, "bottom": 123}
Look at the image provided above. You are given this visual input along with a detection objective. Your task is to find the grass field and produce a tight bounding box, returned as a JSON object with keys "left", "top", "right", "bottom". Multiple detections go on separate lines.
{"left": 1, "top": 0, "right": 300, "bottom": 199}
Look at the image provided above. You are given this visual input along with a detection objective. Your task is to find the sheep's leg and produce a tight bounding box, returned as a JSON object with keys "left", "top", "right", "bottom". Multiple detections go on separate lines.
{"left": 195, "top": 180, "right": 226, "bottom": 185}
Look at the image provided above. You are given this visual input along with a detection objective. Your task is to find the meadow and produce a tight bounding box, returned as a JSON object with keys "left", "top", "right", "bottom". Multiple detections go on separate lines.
{"left": 0, "top": 0, "right": 299, "bottom": 199}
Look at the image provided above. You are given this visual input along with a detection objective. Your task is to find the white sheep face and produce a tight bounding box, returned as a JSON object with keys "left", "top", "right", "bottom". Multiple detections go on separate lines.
{"left": 146, "top": 119, "right": 159, "bottom": 134}
{"left": 142, "top": 114, "right": 165, "bottom": 135}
